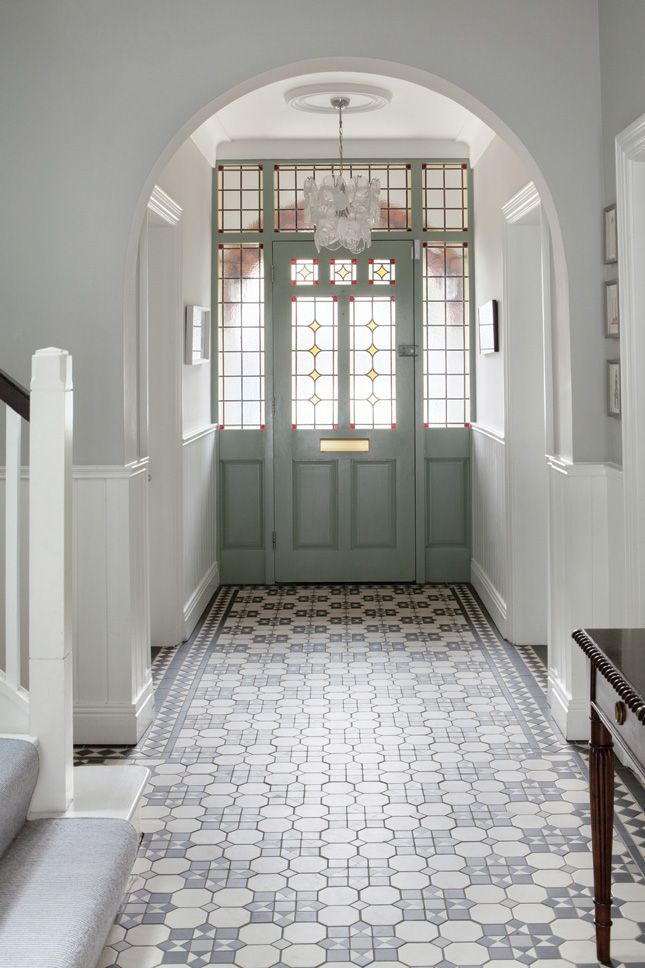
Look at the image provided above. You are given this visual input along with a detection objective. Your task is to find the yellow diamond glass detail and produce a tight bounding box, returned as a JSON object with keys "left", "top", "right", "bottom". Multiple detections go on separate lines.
{"left": 368, "top": 344, "right": 378, "bottom": 356}
{"left": 367, "top": 368, "right": 378, "bottom": 381}
{"left": 309, "top": 319, "right": 320, "bottom": 332}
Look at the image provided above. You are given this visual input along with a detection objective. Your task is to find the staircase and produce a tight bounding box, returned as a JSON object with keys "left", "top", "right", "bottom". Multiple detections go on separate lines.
{"left": 0, "top": 736, "right": 140, "bottom": 967}
{"left": 0, "top": 350, "right": 148, "bottom": 965}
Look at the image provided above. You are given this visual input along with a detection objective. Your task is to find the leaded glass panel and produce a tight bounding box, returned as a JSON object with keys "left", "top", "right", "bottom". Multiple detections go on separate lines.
{"left": 368, "top": 258, "right": 396, "bottom": 286}
{"left": 217, "top": 165, "right": 263, "bottom": 233}
{"left": 275, "top": 164, "right": 411, "bottom": 232}
{"left": 350, "top": 296, "right": 396, "bottom": 429}
{"left": 423, "top": 163, "right": 469, "bottom": 231}
{"left": 291, "top": 296, "right": 338, "bottom": 429}
{"left": 423, "top": 242, "right": 470, "bottom": 427}
{"left": 290, "top": 258, "right": 319, "bottom": 286}
{"left": 218, "top": 243, "right": 265, "bottom": 428}
{"left": 329, "top": 259, "right": 357, "bottom": 285}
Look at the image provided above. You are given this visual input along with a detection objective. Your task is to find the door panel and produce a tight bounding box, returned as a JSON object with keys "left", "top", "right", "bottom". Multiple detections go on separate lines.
{"left": 273, "top": 241, "right": 416, "bottom": 582}
{"left": 351, "top": 460, "right": 397, "bottom": 549}
{"left": 292, "top": 461, "right": 338, "bottom": 549}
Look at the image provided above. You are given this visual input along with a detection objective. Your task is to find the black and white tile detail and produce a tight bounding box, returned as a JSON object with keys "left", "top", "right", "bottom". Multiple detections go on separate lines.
{"left": 97, "top": 584, "right": 645, "bottom": 968}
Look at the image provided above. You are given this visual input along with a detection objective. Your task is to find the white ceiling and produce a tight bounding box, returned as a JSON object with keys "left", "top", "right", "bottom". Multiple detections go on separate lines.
{"left": 191, "top": 71, "right": 494, "bottom": 165}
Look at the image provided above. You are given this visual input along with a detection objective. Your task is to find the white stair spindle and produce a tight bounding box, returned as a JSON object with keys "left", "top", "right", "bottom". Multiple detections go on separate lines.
{"left": 5, "top": 407, "right": 22, "bottom": 687}
{"left": 28, "top": 347, "right": 74, "bottom": 815}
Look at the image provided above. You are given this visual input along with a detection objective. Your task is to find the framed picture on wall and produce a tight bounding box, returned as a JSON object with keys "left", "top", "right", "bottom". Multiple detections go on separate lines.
{"left": 607, "top": 359, "right": 621, "bottom": 418}
{"left": 604, "top": 280, "right": 619, "bottom": 338}
{"left": 478, "top": 299, "right": 499, "bottom": 354}
{"left": 185, "top": 305, "right": 211, "bottom": 365}
{"left": 603, "top": 204, "right": 618, "bottom": 264}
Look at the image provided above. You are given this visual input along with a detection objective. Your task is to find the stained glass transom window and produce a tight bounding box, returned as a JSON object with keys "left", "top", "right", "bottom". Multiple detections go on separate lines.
{"left": 275, "top": 164, "right": 411, "bottom": 232}
{"left": 330, "top": 259, "right": 357, "bottom": 285}
{"left": 368, "top": 258, "right": 396, "bottom": 286}
{"left": 350, "top": 296, "right": 396, "bottom": 429}
{"left": 292, "top": 296, "right": 338, "bottom": 429}
{"left": 218, "top": 244, "right": 265, "bottom": 428}
{"left": 423, "top": 164, "right": 469, "bottom": 231}
{"left": 290, "top": 258, "right": 318, "bottom": 286}
{"left": 423, "top": 242, "right": 470, "bottom": 427}
{"left": 217, "top": 165, "right": 263, "bottom": 233}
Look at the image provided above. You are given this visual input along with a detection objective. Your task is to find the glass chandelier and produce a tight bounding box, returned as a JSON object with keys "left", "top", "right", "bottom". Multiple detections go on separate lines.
{"left": 303, "top": 97, "right": 381, "bottom": 254}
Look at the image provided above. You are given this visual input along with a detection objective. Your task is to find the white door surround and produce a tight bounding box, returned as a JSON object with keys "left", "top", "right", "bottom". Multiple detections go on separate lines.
{"left": 145, "top": 187, "right": 184, "bottom": 651}
{"left": 616, "top": 112, "right": 645, "bottom": 626}
{"left": 501, "top": 183, "right": 550, "bottom": 647}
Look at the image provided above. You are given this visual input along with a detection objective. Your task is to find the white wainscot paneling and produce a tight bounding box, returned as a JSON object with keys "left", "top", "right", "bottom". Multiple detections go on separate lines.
{"left": 1, "top": 463, "right": 153, "bottom": 743}
{"left": 72, "top": 461, "right": 153, "bottom": 744}
{"left": 471, "top": 425, "right": 507, "bottom": 635}
{"left": 182, "top": 426, "right": 218, "bottom": 639}
{"left": 547, "top": 458, "right": 625, "bottom": 740}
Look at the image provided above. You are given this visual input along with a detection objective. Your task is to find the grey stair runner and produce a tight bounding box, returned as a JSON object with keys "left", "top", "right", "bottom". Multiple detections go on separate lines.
{"left": 0, "top": 817, "right": 138, "bottom": 968}
{"left": 0, "top": 737, "right": 38, "bottom": 857}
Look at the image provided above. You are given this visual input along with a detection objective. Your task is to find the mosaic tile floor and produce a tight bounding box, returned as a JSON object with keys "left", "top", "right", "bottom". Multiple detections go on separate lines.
{"left": 92, "top": 584, "right": 645, "bottom": 968}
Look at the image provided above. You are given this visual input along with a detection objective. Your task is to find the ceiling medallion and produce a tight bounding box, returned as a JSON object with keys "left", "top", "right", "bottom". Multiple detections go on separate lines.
{"left": 302, "top": 96, "right": 381, "bottom": 254}
{"left": 285, "top": 82, "right": 392, "bottom": 115}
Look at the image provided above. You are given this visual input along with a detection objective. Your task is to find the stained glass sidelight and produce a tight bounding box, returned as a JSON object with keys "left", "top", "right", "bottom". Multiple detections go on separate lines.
{"left": 423, "top": 163, "right": 469, "bottom": 232}
{"left": 368, "top": 258, "right": 396, "bottom": 286}
{"left": 290, "top": 258, "right": 319, "bottom": 286}
{"left": 422, "top": 242, "right": 470, "bottom": 427}
{"left": 218, "top": 244, "right": 265, "bottom": 428}
{"left": 275, "top": 164, "right": 411, "bottom": 232}
{"left": 350, "top": 296, "right": 397, "bottom": 429}
{"left": 217, "top": 165, "right": 263, "bottom": 233}
{"left": 329, "top": 258, "right": 357, "bottom": 285}
{"left": 291, "top": 296, "right": 338, "bottom": 429}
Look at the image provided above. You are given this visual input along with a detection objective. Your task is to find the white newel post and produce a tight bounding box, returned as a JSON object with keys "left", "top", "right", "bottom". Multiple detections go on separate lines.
{"left": 28, "top": 348, "right": 74, "bottom": 814}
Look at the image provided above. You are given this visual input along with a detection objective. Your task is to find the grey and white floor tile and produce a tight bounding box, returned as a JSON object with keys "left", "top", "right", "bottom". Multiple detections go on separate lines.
{"left": 88, "top": 584, "right": 645, "bottom": 968}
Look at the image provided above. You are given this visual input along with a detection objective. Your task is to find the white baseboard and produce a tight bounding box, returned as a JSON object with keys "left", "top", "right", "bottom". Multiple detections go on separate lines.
{"left": 547, "top": 672, "right": 589, "bottom": 741}
{"left": 471, "top": 558, "right": 507, "bottom": 637}
{"left": 73, "top": 676, "right": 154, "bottom": 745}
{"left": 0, "top": 673, "right": 30, "bottom": 733}
{"left": 184, "top": 561, "right": 219, "bottom": 640}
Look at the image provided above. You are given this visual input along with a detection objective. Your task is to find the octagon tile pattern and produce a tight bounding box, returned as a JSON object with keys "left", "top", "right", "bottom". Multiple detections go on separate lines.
{"left": 90, "top": 584, "right": 645, "bottom": 967}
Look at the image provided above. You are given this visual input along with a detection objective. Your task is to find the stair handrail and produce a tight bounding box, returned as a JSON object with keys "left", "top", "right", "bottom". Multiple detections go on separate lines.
{"left": 0, "top": 367, "right": 30, "bottom": 422}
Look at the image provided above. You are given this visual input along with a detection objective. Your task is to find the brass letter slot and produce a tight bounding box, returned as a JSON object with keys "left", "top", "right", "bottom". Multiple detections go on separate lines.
{"left": 320, "top": 438, "right": 370, "bottom": 453}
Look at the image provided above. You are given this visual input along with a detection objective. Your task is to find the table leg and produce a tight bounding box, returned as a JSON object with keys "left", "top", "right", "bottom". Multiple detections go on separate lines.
{"left": 589, "top": 706, "right": 614, "bottom": 965}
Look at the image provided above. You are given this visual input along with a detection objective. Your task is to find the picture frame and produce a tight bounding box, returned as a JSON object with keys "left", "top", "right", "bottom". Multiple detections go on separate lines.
{"left": 604, "top": 280, "right": 619, "bottom": 338}
{"left": 607, "top": 359, "right": 621, "bottom": 418}
{"left": 185, "top": 305, "right": 210, "bottom": 365}
{"left": 603, "top": 204, "right": 618, "bottom": 264}
{"left": 478, "top": 299, "right": 499, "bottom": 355}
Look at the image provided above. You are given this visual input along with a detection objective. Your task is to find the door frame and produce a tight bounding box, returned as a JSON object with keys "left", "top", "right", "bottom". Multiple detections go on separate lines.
{"left": 213, "top": 158, "right": 475, "bottom": 585}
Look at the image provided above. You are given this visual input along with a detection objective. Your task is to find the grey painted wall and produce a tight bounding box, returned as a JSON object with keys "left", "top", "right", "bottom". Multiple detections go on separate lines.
{"left": 0, "top": 0, "right": 610, "bottom": 463}
{"left": 157, "top": 139, "right": 213, "bottom": 437}
{"left": 473, "top": 136, "right": 531, "bottom": 435}
{"left": 598, "top": 0, "right": 645, "bottom": 465}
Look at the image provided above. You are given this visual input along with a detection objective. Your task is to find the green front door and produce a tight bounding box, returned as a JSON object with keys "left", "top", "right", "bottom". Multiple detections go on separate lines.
{"left": 273, "top": 241, "right": 416, "bottom": 581}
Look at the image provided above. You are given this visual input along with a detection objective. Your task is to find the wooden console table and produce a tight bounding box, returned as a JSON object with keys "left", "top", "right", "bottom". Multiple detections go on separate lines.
{"left": 573, "top": 628, "right": 645, "bottom": 965}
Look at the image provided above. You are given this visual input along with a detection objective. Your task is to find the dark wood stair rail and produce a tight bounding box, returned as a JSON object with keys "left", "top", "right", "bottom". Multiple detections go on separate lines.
{"left": 0, "top": 367, "right": 30, "bottom": 422}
